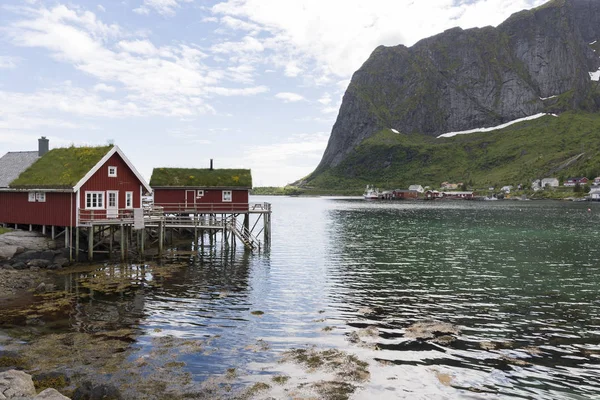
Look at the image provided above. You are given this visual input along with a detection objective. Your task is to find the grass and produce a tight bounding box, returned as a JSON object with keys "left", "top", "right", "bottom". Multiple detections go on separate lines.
{"left": 302, "top": 112, "right": 600, "bottom": 194}
{"left": 150, "top": 168, "right": 252, "bottom": 188}
{"left": 10, "top": 145, "right": 113, "bottom": 189}
{"left": 0, "top": 227, "right": 11, "bottom": 235}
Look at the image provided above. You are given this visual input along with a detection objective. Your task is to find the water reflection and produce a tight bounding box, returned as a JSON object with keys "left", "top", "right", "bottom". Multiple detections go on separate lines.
{"left": 1, "top": 197, "right": 600, "bottom": 399}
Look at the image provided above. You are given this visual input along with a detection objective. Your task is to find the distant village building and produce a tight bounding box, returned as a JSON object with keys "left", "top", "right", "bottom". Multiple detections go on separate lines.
{"left": 441, "top": 191, "right": 474, "bottom": 199}
{"left": 150, "top": 161, "right": 252, "bottom": 213}
{"left": 501, "top": 185, "right": 513, "bottom": 193}
{"left": 441, "top": 182, "right": 461, "bottom": 190}
{"left": 564, "top": 177, "right": 589, "bottom": 187}
{"left": 531, "top": 179, "right": 541, "bottom": 191}
{"left": 0, "top": 137, "right": 150, "bottom": 228}
{"left": 408, "top": 185, "right": 424, "bottom": 193}
{"left": 541, "top": 178, "right": 559, "bottom": 188}
{"left": 594, "top": 177, "right": 600, "bottom": 186}
{"left": 590, "top": 188, "right": 600, "bottom": 201}
{"left": 393, "top": 189, "right": 419, "bottom": 199}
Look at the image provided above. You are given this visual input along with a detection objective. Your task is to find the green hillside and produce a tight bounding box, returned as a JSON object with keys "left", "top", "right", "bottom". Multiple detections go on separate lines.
{"left": 302, "top": 112, "right": 600, "bottom": 191}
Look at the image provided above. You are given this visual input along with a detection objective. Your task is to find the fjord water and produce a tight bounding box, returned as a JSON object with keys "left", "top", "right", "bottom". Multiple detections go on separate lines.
{"left": 4, "top": 196, "right": 600, "bottom": 398}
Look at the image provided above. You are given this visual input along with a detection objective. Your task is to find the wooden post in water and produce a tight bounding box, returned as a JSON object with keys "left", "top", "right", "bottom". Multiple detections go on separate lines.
{"left": 75, "top": 227, "right": 79, "bottom": 262}
{"left": 120, "top": 224, "right": 125, "bottom": 262}
{"left": 88, "top": 226, "right": 93, "bottom": 260}
{"left": 158, "top": 221, "right": 164, "bottom": 256}
{"left": 109, "top": 226, "right": 114, "bottom": 260}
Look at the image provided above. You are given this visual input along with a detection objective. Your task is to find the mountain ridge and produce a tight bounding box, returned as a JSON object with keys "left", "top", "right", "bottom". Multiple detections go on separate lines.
{"left": 301, "top": 0, "right": 600, "bottom": 186}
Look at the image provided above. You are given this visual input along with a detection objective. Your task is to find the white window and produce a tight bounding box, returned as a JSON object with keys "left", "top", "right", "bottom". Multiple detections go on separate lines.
{"left": 28, "top": 192, "right": 46, "bottom": 202}
{"left": 108, "top": 166, "right": 117, "bottom": 177}
{"left": 125, "top": 192, "right": 133, "bottom": 209}
{"left": 85, "top": 191, "right": 104, "bottom": 209}
{"left": 108, "top": 192, "right": 117, "bottom": 207}
{"left": 197, "top": 190, "right": 204, "bottom": 197}
{"left": 222, "top": 190, "right": 232, "bottom": 202}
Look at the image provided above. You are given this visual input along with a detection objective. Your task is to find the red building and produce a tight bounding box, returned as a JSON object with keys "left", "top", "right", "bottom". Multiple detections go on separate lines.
{"left": 0, "top": 138, "right": 151, "bottom": 228}
{"left": 563, "top": 177, "right": 589, "bottom": 187}
{"left": 150, "top": 163, "right": 252, "bottom": 214}
{"left": 393, "top": 189, "right": 419, "bottom": 199}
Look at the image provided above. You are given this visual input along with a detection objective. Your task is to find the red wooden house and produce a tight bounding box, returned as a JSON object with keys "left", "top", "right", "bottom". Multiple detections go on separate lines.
{"left": 0, "top": 138, "right": 151, "bottom": 228}
{"left": 150, "top": 162, "right": 252, "bottom": 214}
{"left": 563, "top": 177, "right": 589, "bottom": 187}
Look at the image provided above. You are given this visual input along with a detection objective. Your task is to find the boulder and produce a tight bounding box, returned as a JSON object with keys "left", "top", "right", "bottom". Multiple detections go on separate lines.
{"left": 52, "top": 258, "right": 69, "bottom": 268}
{"left": 0, "top": 369, "right": 36, "bottom": 398}
{"left": 33, "top": 388, "right": 71, "bottom": 400}
{"left": 10, "top": 262, "right": 26, "bottom": 270}
{"left": 72, "top": 381, "right": 122, "bottom": 400}
{"left": 27, "top": 260, "right": 51, "bottom": 269}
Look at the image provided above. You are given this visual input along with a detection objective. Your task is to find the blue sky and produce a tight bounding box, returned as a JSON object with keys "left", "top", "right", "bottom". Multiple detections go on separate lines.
{"left": 0, "top": 0, "right": 544, "bottom": 186}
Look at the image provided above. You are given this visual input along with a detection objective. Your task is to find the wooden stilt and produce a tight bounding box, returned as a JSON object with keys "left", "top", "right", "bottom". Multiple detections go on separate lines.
{"left": 65, "top": 227, "right": 69, "bottom": 248}
{"left": 158, "top": 222, "right": 164, "bottom": 256}
{"left": 120, "top": 224, "right": 125, "bottom": 262}
{"left": 109, "top": 226, "right": 114, "bottom": 259}
{"left": 42, "top": 225, "right": 46, "bottom": 235}
{"left": 75, "top": 227, "right": 79, "bottom": 261}
{"left": 51, "top": 225, "right": 55, "bottom": 239}
{"left": 88, "top": 226, "right": 93, "bottom": 260}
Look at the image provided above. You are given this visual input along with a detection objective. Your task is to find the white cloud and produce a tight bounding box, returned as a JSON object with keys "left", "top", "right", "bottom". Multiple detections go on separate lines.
{"left": 97, "top": 4, "right": 106, "bottom": 12}
{"left": 211, "top": 36, "right": 264, "bottom": 54}
{"left": 275, "top": 92, "right": 304, "bottom": 103}
{"left": 0, "top": 56, "right": 19, "bottom": 69}
{"left": 93, "top": 83, "right": 116, "bottom": 92}
{"left": 6, "top": 5, "right": 268, "bottom": 118}
{"left": 133, "top": 0, "right": 193, "bottom": 16}
{"left": 117, "top": 39, "right": 159, "bottom": 55}
{"left": 317, "top": 93, "right": 331, "bottom": 105}
{"left": 240, "top": 132, "right": 329, "bottom": 186}
{"left": 212, "top": 0, "right": 546, "bottom": 80}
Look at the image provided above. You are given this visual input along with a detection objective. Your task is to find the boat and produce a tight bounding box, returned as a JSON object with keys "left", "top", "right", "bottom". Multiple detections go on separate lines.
{"left": 363, "top": 185, "right": 381, "bottom": 200}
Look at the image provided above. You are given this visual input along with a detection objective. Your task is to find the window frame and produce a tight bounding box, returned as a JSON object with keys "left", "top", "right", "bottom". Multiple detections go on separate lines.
{"left": 196, "top": 190, "right": 204, "bottom": 198}
{"left": 222, "top": 190, "right": 232, "bottom": 202}
{"left": 28, "top": 192, "right": 46, "bottom": 202}
{"left": 108, "top": 166, "right": 117, "bottom": 177}
{"left": 125, "top": 191, "right": 133, "bottom": 209}
{"left": 85, "top": 191, "right": 105, "bottom": 209}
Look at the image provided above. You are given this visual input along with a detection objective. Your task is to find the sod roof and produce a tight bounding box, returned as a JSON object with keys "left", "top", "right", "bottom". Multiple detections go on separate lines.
{"left": 150, "top": 168, "right": 252, "bottom": 188}
{"left": 10, "top": 145, "right": 113, "bottom": 189}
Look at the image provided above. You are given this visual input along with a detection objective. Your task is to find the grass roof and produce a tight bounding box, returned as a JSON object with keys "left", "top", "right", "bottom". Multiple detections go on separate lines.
{"left": 10, "top": 145, "right": 113, "bottom": 189}
{"left": 150, "top": 168, "right": 252, "bottom": 188}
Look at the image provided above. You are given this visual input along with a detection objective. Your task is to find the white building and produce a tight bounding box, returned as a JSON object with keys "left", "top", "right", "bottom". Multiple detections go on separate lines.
{"left": 541, "top": 178, "right": 559, "bottom": 188}
{"left": 408, "top": 184, "right": 424, "bottom": 193}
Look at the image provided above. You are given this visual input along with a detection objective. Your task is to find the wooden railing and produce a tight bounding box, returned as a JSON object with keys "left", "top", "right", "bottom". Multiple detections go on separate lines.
{"left": 78, "top": 202, "right": 271, "bottom": 226}
{"left": 153, "top": 202, "right": 250, "bottom": 213}
{"left": 79, "top": 208, "right": 135, "bottom": 224}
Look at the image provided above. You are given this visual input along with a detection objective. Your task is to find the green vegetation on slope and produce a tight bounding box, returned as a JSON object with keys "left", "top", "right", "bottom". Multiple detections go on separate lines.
{"left": 150, "top": 168, "right": 252, "bottom": 187}
{"left": 0, "top": 227, "right": 11, "bottom": 235}
{"left": 10, "top": 146, "right": 113, "bottom": 189}
{"left": 302, "top": 112, "right": 600, "bottom": 191}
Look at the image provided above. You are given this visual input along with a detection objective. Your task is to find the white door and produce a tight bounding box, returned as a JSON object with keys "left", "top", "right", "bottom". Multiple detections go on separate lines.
{"left": 107, "top": 190, "right": 119, "bottom": 218}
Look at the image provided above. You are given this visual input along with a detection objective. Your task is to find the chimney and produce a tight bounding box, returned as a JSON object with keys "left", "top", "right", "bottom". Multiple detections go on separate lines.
{"left": 210, "top": 159, "right": 213, "bottom": 170}
{"left": 38, "top": 136, "right": 49, "bottom": 157}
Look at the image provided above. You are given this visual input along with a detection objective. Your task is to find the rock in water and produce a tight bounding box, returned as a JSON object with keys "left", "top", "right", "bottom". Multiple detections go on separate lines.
{"left": 404, "top": 320, "right": 459, "bottom": 341}
{"left": 33, "top": 388, "right": 71, "bottom": 400}
{"left": 0, "top": 369, "right": 37, "bottom": 398}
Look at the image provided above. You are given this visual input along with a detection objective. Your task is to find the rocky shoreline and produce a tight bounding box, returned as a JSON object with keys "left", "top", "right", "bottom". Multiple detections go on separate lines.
{"left": 0, "top": 230, "right": 71, "bottom": 298}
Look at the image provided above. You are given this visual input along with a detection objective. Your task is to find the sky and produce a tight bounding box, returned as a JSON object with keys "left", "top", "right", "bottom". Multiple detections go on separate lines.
{"left": 0, "top": 0, "right": 546, "bottom": 187}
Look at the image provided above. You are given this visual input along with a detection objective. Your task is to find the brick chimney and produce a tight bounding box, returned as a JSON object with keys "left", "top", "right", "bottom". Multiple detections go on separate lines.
{"left": 38, "top": 136, "right": 49, "bottom": 157}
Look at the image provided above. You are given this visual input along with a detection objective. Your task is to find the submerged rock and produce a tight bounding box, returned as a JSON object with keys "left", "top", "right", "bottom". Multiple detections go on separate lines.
{"left": 404, "top": 320, "right": 459, "bottom": 342}
{"left": 72, "top": 381, "right": 122, "bottom": 400}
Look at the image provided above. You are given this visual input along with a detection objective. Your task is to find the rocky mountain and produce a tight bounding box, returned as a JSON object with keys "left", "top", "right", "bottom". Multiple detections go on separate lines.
{"left": 307, "top": 0, "right": 600, "bottom": 179}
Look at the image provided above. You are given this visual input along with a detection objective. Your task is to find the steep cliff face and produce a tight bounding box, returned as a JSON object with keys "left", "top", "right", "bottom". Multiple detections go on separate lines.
{"left": 312, "top": 0, "right": 600, "bottom": 173}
